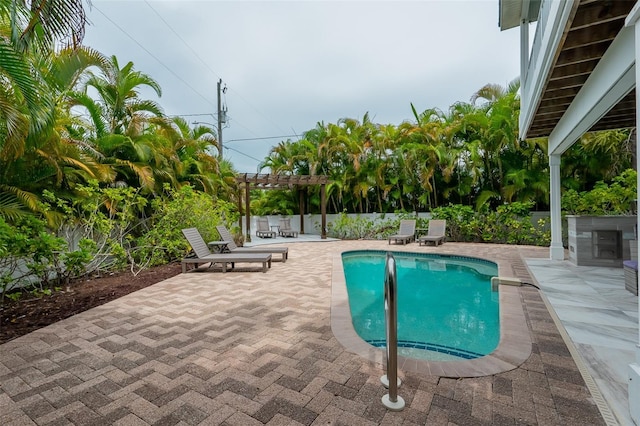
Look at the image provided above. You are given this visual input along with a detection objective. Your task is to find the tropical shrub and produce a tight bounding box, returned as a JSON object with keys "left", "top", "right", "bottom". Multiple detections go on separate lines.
{"left": 432, "top": 202, "right": 550, "bottom": 246}
{"left": 0, "top": 216, "right": 99, "bottom": 304}
{"left": 326, "top": 212, "right": 377, "bottom": 239}
{"left": 251, "top": 190, "right": 297, "bottom": 216}
{"left": 134, "top": 185, "right": 237, "bottom": 267}
{"left": 325, "top": 212, "right": 415, "bottom": 239}
{"left": 44, "top": 183, "right": 147, "bottom": 274}
{"left": 561, "top": 169, "right": 636, "bottom": 215}
{"left": 324, "top": 203, "right": 550, "bottom": 246}
{"left": 429, "top": 204, "right": 475, "bottom": 241}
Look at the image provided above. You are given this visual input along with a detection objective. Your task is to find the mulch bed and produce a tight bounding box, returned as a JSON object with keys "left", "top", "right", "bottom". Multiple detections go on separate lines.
{"left": 0, "top": 263, "right": 183, "bottom": 344}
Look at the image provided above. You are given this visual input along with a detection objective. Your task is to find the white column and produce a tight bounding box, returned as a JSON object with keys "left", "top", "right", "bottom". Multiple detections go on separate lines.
{"left": 549, "top": 154, "right": 564, "bottom": 260}
{"left": 625, "top": 4, "right": 640, "bottom": 425}
{"left": 520, "top": 18, "right": 529, "bottom": 93}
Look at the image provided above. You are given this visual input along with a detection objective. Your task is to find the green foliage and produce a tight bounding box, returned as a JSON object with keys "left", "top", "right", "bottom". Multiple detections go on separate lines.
{"left": 561, "top": 169, "right": 637, "bottom": 215}
{"left": 430, "top": 204, "right": 475, "bottom": 241}
{"left": 432, "top": 202, "right": 550, "bottom": 246}
{"left": 0, "top": 216, "right": 63, "bottom": 296}
{"left": 326, "top": 213, "right": 376, "bottom": 239}
{"left": 251, "top": 190, "right": 297, "bottom": 216}
{"left": 43, "top": 183, "right": 146, "bottom": 274}
{"left": 5, "top": 291, "right": 22, "bottom": 302}
{"left": 325, "top": 212, "right": 412, "bottom": 239}
{"left": 325, "top": 203, "right": 550, "bottom": 247}
{"left": 134, "top": 185, "right": 238, "bottom": 266}
{"left": 481, "top": 203, "right": 550, "bottom": 245}
{"left": 22, "top": 229, "right": 67, "bottom": 290}
{"left": 59, "top": 239, "right": 97, "bottom": 283}
{"left": 0, "top": 182, "right": 243, "bottom": 302}
{"left": 0, "top": 215, "right": 99, "bottom": 305}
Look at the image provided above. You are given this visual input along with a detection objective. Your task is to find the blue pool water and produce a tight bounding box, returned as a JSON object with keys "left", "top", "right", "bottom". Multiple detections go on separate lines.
{"left": 342, "top": 250, "right": 499, "bottom": 361}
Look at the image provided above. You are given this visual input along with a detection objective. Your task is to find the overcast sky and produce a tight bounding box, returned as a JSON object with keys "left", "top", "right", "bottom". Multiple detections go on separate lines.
{"left": 83, "top": 1, "right": 521, "bottom": 173}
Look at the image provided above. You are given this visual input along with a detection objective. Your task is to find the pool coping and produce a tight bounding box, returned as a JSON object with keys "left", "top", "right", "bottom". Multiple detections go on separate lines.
{"left": 330, "top": 248, "right": 532, "bottom": 378}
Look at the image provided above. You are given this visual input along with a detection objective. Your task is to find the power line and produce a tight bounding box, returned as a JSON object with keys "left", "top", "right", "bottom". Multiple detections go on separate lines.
{"left": 144, "top": 0, "right": 221, "bottom": 81}
{"left": 92, "top": 4, "right": 291, "bottom": 153}
{"left": 224, "top": 146, "right": 263, "bottom": 163}
{"left": 227, "top": 135, "right": 300, "bottom": 143}
{"left": 92, "top": 5, "right": 217, "bottom": 111}
{"left": 174, "top": 113, "right": 217, "bottom": 119}
{"left": 142, "top": 1, "right": 263, "bottom": 138}
{"left": 142, "top": 1, "right": 288, "bottom": 136}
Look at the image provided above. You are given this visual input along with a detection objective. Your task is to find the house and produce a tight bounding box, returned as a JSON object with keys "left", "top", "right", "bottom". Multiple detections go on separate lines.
{"left": 498, "top": 0, "right": 639, "bottom": 424}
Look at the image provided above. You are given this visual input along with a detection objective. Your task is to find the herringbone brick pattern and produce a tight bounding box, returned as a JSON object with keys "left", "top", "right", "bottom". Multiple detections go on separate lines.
{"left": 1, "top": 241, "right": 605, "bottom": 425}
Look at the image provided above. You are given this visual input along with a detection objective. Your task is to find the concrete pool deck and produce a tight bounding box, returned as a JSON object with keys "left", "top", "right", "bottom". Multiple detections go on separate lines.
{"left": 0, "top": 240, "right": 623, "bottom": 425}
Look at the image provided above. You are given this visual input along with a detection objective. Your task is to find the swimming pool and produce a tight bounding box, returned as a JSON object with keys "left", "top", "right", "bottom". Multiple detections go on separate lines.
{"left": 342, "top": 250, "right": 499, "bottom": 361}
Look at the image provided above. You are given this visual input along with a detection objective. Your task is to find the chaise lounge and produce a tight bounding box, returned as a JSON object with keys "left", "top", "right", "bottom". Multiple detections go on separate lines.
{"left": 216, "top": 225, "right": 289, "bottom": 262}
{"left": 278, "top": 217, "right": 298, "bottom": 238}
{"left": 418, "top": 219, "right": 447, "bottom": 246}
{"left": 181, "top": 228, "right": 272, "bottom": 273}
{"left": 256, "top": 217, "right": 277, "bottom": 238}
{"left": 388, "top": 219, "right": 416, "bottom": 245}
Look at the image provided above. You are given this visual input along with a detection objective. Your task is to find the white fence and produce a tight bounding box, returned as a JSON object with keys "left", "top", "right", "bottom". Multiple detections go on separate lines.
{"left": 240, "top": 212, "right": 552, "bottom": 236}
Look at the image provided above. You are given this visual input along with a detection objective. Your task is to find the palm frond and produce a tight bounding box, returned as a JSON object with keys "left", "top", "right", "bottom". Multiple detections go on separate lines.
{"left": 113, "top": 159, "right": 154, "bottom": 189}
{"left": 0, "top": 85, "right": 30, "bottom": 160}
{"left": 0, "top": 191, "right": 32, "bottom": 222}
{"left": 0, "top": 184, "right": 40, "bottom": 215}
{"left": 20, "top": 0, "right": 86, "bottom": 52}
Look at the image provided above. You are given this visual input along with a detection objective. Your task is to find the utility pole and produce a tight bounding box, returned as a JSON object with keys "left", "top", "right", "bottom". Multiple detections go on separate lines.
{"left": 216, "top": 79, "right": 226, "bottom": 161}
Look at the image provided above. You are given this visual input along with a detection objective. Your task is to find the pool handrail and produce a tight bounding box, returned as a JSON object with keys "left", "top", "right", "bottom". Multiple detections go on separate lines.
{"left": 381, "top": 252, "right": 405, "bottom": 410}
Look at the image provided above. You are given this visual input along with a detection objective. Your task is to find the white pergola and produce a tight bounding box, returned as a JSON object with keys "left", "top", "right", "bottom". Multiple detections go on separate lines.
{"left": 500, "top": 0, "right": 639, "bottom": 423}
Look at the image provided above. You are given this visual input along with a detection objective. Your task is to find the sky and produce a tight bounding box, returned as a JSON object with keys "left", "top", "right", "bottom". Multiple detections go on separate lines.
{"left": 82, "top": 0, "right": 521, "bottom": 173}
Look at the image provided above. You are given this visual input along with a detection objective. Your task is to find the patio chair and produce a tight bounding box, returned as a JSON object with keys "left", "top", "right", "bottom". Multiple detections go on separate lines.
{"left": 278, "top": 217, "right": 298, "bottom": 238}
{"left": 256, "top": 217, "right": 276, "bottom": 238}
{"left": 216, "top": 225, "right": 289, "bottom": 262}
{"left": 181, "top": 228, "right": 272, "bottom": 273}
{"left": 388, "top": 219, "right": 416, "bottom": 245}
{"left": 418, "top": 219, "right": 447, "bottom": 246}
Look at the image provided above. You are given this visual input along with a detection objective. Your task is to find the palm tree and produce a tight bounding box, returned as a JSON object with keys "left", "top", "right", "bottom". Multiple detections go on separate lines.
{"left": 0, "top": 0, "right": 90, "bottom": 221}
{"left": 82, "top": 55, "right": 163, "bottom": 136}
{"left": 403, "top": 105, "right": 448, "bottom": 208}
{"left": 367, "top": 124, "right": 396, "bottom": 212}
{"left": 562, "top": 129, "right": 634, "bottom": 192}
{"left": 0, "top": 46, "right": 109, "bottom": 221}
{"left": 153, "top": 117, "right": 219, "bottom": 194}
{"left": 69, "top": 56, "right": 169, "bottom": 192}
{"left": 461, "top": 80, "right": 521, "bottom": 208}
{"left": 0, "top": 0, "right": 89, "bottom": 159}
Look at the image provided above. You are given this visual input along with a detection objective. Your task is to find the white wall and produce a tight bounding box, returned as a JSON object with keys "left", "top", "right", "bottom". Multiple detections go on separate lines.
{"left": 240, "top": 212, "right": 551, "bottom": 236}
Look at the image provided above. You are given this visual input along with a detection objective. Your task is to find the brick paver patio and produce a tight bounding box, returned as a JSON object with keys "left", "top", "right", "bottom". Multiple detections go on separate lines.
{"left": 0, "top": 241, "right": 606, "bottom": 425}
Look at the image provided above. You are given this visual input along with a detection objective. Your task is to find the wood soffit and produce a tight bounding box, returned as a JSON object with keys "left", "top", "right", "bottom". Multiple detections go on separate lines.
{"left": 235, "top": 174, "right": 330, "bottom": 189}
{"left": 528, "top": 0, "right": 637, "bottom": 139}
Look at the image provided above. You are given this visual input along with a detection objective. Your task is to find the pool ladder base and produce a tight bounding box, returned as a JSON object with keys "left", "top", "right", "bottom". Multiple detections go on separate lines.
{"left": 381, "top": 394, "right": 405, "bottom": 411}
{"left": 380, "top": 375, "right": 402, "bottom": 389}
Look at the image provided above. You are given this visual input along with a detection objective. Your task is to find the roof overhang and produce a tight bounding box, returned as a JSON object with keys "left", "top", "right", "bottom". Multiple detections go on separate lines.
{"left": 499, "top": 0, "right": 541, "bottom": 30}
{"left": 517, "top": 0, "right": 637, "bottom": 144}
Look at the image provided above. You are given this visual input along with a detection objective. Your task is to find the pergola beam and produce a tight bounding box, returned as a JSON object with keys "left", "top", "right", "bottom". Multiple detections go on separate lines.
{"left": 235, "top": 174, "right": 331, "bottom": 241}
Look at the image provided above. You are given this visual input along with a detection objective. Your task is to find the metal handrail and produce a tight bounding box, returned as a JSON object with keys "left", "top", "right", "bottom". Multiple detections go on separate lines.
{"left": 381, "top": 252, "right": 405, "bottom": 410}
